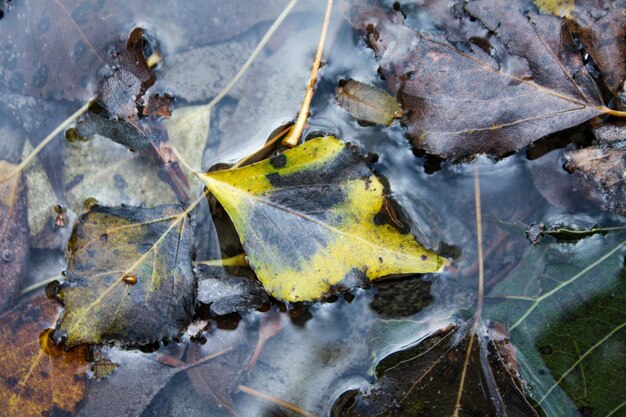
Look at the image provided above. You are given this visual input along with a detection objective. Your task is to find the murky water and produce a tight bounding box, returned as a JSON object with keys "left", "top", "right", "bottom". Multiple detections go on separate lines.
{"left": 1, "top": 1, "right": 625, "bottom": 416}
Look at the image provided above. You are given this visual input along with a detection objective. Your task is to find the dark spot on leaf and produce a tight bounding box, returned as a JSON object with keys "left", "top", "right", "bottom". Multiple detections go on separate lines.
{"left": 539, "top": 345, "right": 553, "bottom": 354}
{"left": 269, "top": 154, "right": 287, "bottom": 168}
{"left": 421, "top": 255, "right": 428, "bottom": 261}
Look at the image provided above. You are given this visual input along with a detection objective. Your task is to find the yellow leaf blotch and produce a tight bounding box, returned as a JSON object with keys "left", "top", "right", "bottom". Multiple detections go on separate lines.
{"left": 199, "top": 136, "right": 447, "bottom": 301}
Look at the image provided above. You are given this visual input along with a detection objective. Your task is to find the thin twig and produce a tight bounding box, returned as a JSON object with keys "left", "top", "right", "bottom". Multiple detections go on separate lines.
{"left": 1, "top": 101, "right": 91, "bottom": 182}
{"left": 282, "top": 0, "right": 334, "bottom": 147}
{"left": 238, "top": 384, "right": 317, "bottom": 417}
{"left": 453, "top": 164, "right": 484, "bottom": 417}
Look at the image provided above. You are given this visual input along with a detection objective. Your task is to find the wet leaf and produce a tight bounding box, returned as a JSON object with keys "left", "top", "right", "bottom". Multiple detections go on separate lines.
{"left": 0, "top": 161, "right": 29, "bottom": 311}
{"left": 488, "top": 233, "right": 626, "bottom": 416}
{"left": 164, "top": 104, "right": 211, "bottom": 174}
{"left": 187, "top": 322, "right": 251, "bottom": 417}
{"left": 344, "top": 0, "right": 614, "bottom": 159}
{"left": 199, "top": 137, "right": 447, "bottom": 301}
{"left": 0, "top": 297, "right": 88, "bottom": 417}
{"left": 336, "top": 323, "right": 538, "bottom": 417}
{"left": 567, "top": 0, "right": 626, "bottom": 99}
{"left": 564, "top": 122, "right": 626, "bottom": 216}
{"left": 55, "top": 204, "right": 195, "bottom": 346}
{"left": 335, "top": 79, "right": 402, "bottom": 126}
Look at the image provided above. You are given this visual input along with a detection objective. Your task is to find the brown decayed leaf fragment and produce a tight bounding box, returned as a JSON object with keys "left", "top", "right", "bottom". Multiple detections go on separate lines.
{"left": 342, "top": 0, "right": 616, "bottom": 159}
{"left": 564, "top": 143, "right": 626, "bottom": 216}
{"left": 0, "top": 161, "right": 29, "bottom": 312}
{"left": 336, "top": 79, "right": 403, "bottom": 125}
{"left": 567, "top": 0, "right": 626, "bottom": 101}
{"left": 0, "top": 297, "right": 88, "bottom": 417}
{"left": 336, "top": 323, "right": 538, "bottom": 417}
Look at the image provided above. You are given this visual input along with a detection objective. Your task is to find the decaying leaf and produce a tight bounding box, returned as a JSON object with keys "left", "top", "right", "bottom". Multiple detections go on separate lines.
{"left": 535, "top": 0, "right": 574, "bottom": 17}
{"left": 565, "top": 145, "right": 626, "bottom": 216}
{"left": 567, "top": 0, "right": 626, "bottom": 100}
{"left": 199, "top": 137, "right": 447, "bottom": 301}
{"left": 55, "top": 204, "right": 195, "bottom": 346}
{"left": 336, "top": 323, "right": 538, "bottom": 417}
{"left": 0, "top": 161, "right": 29, "bottom": 311}
{"left": 0, "top": 297, "right": 88, "bottom": 417}
{"left": 488, "top": 233, "right": 626, "bottom": 416}
{"left": 335, "top": 79, "right": 403, "bottom": 126}
{"left": 343, "top": 0, "right": 616, "bottom": 159}
{"left": 187, "top": 322, "right": 251, "bottom": 417}
{"left": 564, "top": 122, "right": 626, "bottom": 216}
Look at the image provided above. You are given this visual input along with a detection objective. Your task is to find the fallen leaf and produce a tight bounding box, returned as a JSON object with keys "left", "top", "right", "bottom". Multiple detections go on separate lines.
{"left": 564, "top": 122, "right": 626, "bottom": 216}
{"left": 164, "top": 104, "right": 211, "bottom": 174}
{"left": 199, "top": 137, "right": 447, "bottom": 301}
{"left": 343, "top": 0, "right": 615, "bottom": 159}
{"left": 488, "top": 232, "right": 626, "bottom": 416}
{"left": 0, "top": 297, "right": 88, "bottom": 417}
{"left": 55, "top": 204, "right": 195, "bottom": 346}
{"left": 565, "top": 146, "right": 626, "bottom": 216}
{"left": 187, "top": 322, "right": 251, "bottom": 417}
{"left": 567, "top": 0, "right": 626, "bottom": 100}
{"left": 336, "top": 323, "right": 538, "bottom": 417}
{"left": 335, "top": 79, "right": 403, "bottom": 126}
{"left": 0, "top": 161, "right": 29, "bottom": 311}
{"left": 144, "top": 94, "right": 174, "bottom": 118}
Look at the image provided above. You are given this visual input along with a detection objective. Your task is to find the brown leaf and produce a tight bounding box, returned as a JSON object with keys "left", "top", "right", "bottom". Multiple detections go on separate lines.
{"left": 336, "top": 79, "right": 403, "bottom": 125}
{"left": 144, "top": 93, "right": 174, "bottom": 118}
{"left": 565, "top": 130, "right": 626, "bottom": 216}
{"left": 93, "top": 27, "right": 155, "bottom": 123}
{"left": 0, "top": 297, "right": 88, "bottom": 417}
{"left": 567, "top": 0, "right": 626, "bottom": 100}
{"left": 343, "top": 0, "right": 611, "bottom": 159}
{"left": 0, "top": 161, "right": 29, "bottom": 311}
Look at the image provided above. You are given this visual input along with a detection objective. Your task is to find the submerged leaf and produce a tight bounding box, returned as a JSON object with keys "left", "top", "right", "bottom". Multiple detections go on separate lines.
{"left": 0, "top": 297, "right": 88, "bottom": 417}
{"left": 336, "top": 79, "right": 403, "bottom": 126}
{"left": 0, "top": 161, "right": 29, "bottom": 311}
{"left": 199, "top": 137, "right": 446, "bottom": 301}
{"left": 55, "top": 204, "right": 195, "bottom": 346}
{"left": 488, "top": 233, "right": 626, "bottom": 416}
{"left": 336, "top": 323, "right": 538, "bottom": 417}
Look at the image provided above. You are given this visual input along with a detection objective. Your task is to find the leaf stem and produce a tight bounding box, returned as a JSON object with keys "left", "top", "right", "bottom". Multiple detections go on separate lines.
{"left": 602, "top": 107, "right": 626, "bottom": 118}
{"left": 238, "top": 384, "right": 317, "bottom": 417}
{"left": 0, "top": 101, "right": 91, "bottom": 183}
{"left": 196, "top": 253, "right": 248, "bottom": 267}
{"left": 282, "top": 0, "right": 334, "bottom": 147}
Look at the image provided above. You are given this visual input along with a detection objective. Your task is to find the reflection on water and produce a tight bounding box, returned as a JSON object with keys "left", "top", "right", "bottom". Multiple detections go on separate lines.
{"left": 1, "top": 0, "right": 625, "bottom": 416}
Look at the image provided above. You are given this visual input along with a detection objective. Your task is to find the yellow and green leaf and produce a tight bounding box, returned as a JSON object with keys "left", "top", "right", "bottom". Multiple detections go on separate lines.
{"left": 199, "top": 137, "right": 447, "bottom": 301}
{"left": 56, "top": 204, "right": 195, "bottom": 346}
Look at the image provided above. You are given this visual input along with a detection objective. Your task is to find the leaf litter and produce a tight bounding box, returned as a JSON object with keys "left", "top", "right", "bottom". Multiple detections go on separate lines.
{"left": 3, "top": 0, "right": 622, "bottom": 415}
